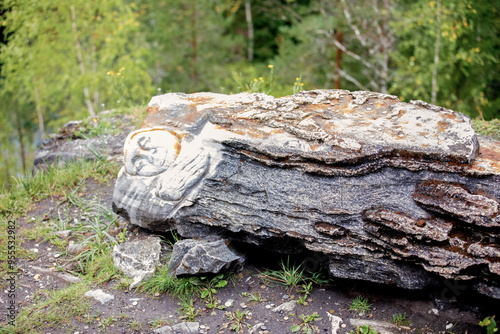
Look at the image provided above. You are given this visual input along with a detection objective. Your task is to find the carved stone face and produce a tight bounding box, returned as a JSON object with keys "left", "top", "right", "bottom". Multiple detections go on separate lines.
{"left": 124, "top": 128, "right": 180, "bottom": 177}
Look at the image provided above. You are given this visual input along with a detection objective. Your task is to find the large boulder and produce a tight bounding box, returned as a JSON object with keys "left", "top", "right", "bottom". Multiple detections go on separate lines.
{"left": 112, "top": 90, "right": 500, "bottom": 298}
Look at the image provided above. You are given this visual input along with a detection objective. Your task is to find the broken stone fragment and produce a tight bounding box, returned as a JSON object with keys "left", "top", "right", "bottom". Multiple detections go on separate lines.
{"left": 154, "top": 322, "right": 199, "bottom": 334}
{"left": 112, "top": 90, "right": 500, "bottom": 298}
{"left": 168, "top": 238, "right": 244, "bottom": 276}
{"left": 83, "top": 289, "right": 114, "bottom": 304}
{"left": 112, "top": 236, "right": 161, "bottom": 288}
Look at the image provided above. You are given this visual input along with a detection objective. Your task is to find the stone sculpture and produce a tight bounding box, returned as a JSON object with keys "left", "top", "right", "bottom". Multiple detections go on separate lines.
{"left": 112, "top": 90, "right": 500, "bottom": 298}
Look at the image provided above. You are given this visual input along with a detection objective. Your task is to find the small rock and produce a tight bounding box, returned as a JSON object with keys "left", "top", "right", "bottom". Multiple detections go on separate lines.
{"left": 132, "top": 301, "right": 138, "bottom": 306}
{"left": 328, "top": 313, "right": 343, "bottom": 334}
{"left": 83, "top": 289, "right": 114, "bottom": 304}
{"left": 446, "top": 323, "right": 453, "bottom": 330}
{"left": 154, "top": 322, "right": 199, "bottom": 334}
{"left": 55, "top": 272, "right": 82, "bottom": 284}
{"left": 250, "top": 323, "right": 265, "bottom": 334}
{"left": 225, "top": 299, "right": 233, "bottom": 307}
{"left": 349, "top": 319, "right": 398, "bottom": 334}
{"left": 282, "top": 294, "right": 289, "bottom": 299}
{"left": 30, "top": 248, "right": 39, "bottom": 253}
{"left": 431, "top": 308, "right": 439, "bottom": 315}
{"left": 113, "top": 236, "right": 162, "bottom": 289}
{"left": 55, "top": 230, "right": 72, "bottom": 238}
{"left": 240, "top": 302, "right": 248, "bottom": 309}
{"left": 272, "top": 300, "right": 297, "bottom": 313}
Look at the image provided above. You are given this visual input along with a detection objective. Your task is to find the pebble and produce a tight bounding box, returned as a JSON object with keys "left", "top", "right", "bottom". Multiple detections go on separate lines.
{"left": 240, "top": 302, "right": 248, "bottom": 309}
{"left": 261, "top": 326, "right": 267, "bottom": 330}
{"left": 282, "top": 294, "right": 289, "bottom": 299}
{"left": 430, "top": 308, "right": 439, "bottom": 315}
{"left": 225, "top": 299, "right": 233, "bottom": 307}
{"left": 265, "top": 304, "right": 274, "bottom": 309}
{"left": 132, "top": 301, "right": 138, "bottom": 306}
{"left": 446, "top": 323, "right": 453, "bottom": 330}
{"left": 284, "top": 317, "right": 289, "bottom": 320}
{"left": 341, "top": 324, "right": 346, "bottom": 328}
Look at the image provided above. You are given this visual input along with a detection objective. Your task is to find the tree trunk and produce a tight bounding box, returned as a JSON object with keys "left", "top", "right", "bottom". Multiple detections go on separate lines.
{"left": 431, "top": 0, "right": 441, "bottom": 105}
{"left": 71, "top": 3, "right": 96, "bottom": 117}
{"left": 14, "top": 106, "right": 26, "bottom": 173}
{"left": 33, "top": 83, "right": 46, "bottom": 142}
{"left": 245, "top": 0, "right": 254, "bottom": 62}
{"left": 334, "top": 29, "right": 343, "bottom": 89}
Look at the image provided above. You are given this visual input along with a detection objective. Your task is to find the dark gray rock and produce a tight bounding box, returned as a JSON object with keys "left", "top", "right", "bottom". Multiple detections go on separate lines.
{"left": 168, "top": 238, "right": 244, "bottom": 276}
{"left": 112, "top": 90, "right": 500, "bottom": 298}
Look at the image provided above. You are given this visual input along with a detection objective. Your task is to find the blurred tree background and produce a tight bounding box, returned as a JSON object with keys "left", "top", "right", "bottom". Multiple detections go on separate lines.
{"left": 0, "top": 0, "right": 499, "bottom": 187}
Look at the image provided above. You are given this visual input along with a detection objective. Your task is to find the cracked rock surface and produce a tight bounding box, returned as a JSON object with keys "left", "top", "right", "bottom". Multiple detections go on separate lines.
{"left": 112, "top": 90, "right": 500, "bottom": 298}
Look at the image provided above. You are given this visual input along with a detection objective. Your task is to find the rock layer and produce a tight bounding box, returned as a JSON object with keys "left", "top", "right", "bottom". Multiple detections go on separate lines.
{"left": 112, "top": 90, "right": 500, "bottom": 298}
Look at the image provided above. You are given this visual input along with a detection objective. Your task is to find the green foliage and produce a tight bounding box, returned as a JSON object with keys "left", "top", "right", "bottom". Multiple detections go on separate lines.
{"left": 241, "top": 291, "right": 262, "bottom": 304}
{"left": 178, "top": 297, "right": 198, "bottom": 322}
{"left": 349, "top": 296, "right": 372, "bottom": 315}
{"left": 260, "top": 256, "right": 333, "bottom": 289}
{"left": 260, "top": 257, "right": 306, "bottom": 288}
{"left": 290, "top": 313, "right": 322, "bottom": 334}
{"left": 479, "top": 316, "right": 498, "bottom": 334}
{"left": 391, "top": 0, "right": 500, "bottom": 119}
{"left": 5, "top": 282, "right": 90, "bottom": 334}
{"left": 225, "top": 309, "right": 251, "bottom": 333}
{"left": 0, "top": 158, "right": 117, "bottom": 217}
{"left": 138, "top": 265, "right": 199, "bottom": 299}
{"left": 391, "top": 312, "right": 411, "bottom": 327}
{"left": 473, "top": 118, "right": 500, "bottom": 141}
{"left": 297, "top": 282, "right": 313, "bottom": 305}
{"left": 190, "top": 273, "right": 228, "bottom": 309}
{"left": 349, "top": 324, "right": 378, "bottom": 334}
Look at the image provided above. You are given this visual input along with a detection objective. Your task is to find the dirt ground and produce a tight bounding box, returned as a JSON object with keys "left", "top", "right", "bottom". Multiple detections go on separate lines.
{"left": 3, "top": 178, "right": 499, "bottom": 334}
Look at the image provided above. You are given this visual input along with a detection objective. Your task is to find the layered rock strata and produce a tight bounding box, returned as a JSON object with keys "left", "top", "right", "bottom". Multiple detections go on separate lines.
{"left": 112, "top": 90, "right": 500, "bottom": 298}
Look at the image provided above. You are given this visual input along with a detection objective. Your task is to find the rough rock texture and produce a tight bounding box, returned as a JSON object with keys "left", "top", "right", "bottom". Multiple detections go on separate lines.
{"left": 154, "top": 322, "right": 199, "bottom": 334}
{"left": 112, "top": 90, "right": 500, "bottom": 298}
{"left": 33, "top": 111, "right": 137, "bottom": 169}
{"left": 168, "top": 238, "right": 244, "bottom": 276}
{"left": 112, "top": 236, "right": 161, "bottom": 288}
{"left": 83, "top": 289, "right": 115, "bottom": 304}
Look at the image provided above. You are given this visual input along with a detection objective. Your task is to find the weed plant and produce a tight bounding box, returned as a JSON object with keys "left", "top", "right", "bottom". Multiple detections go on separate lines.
{"left": 241, "top": 292, "right": 262, "bottom": 304}
{"left": 225, "top": 309, "right": 251, "bottom": 332}
{"left": 138, "top": 265, "right": 199, "bottom": 298}
{"left": 349, "top": 296, "right": 372, "bottom": 315}
{"left": 391, "top": 312, "right": 411, "bottom": 327}
{"left": 178, "top": 297, "right": 198, "bottom": 321}
{"left": 349, "top": 324, "right": 378, "bottom": 334}
{"left": 290, "top": 313, "right": 322, "bottom": 334}
{"left": 260, "top": 256, "right": 333, "bottom": 289}
{"left": 479, "top": 316, "right": 498, "bottom": 334}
